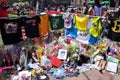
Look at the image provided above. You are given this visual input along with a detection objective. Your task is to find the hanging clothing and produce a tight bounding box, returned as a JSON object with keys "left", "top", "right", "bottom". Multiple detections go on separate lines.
{"left": 49, "top": 14, "right": 64, "bottom": 30}
{"left": 89, "top": 17, "right": 102, "bottom": 38}
{"left": 107, "top": 19, "right": 120, "bottom": 42}
{"left": 75, "top": 16, "right": 92, "bottom": 44}
{"left": 63, "top": 12, "right": 73, "bottom": 29}
{"left": 39, "top": 14, "right": 50, "bottom": 39}
{"left": 76, "top": 30, "right": 90, "bottom": 44}
{"left": 21, "top": 15, "right": 40, "bottom": 38}
{"left": 88, "top": 34, "right": 98, "bottom": 45}
{"left": 0, "top": 18, "right": 22, "bottom": 45}
{"left": 63, "top": 13, "right": 78, "bottom": 38}
{"left": 65, "top": 19, "right": 78, "bottom": 39}
{"left": 74, "top": 15, "right": 89, "bottom": 31}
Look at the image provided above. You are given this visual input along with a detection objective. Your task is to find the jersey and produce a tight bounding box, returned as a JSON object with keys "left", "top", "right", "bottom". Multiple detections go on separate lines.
{"left": 74, "top": 15, "right": 89, "bottom": 31}
{"left": 49, "top": 14, "right": 64, "bottom": 30}
{"left": 107, "top": 19, "right": 120, "bottom": 42}
{"left": 39, "top": 14, "right": 50, "bottom": 39}
{"left": 63, "top": 12, "right": 73, "bottom": 29}
{"left": 89, "top": 17, "right": 102, "bottom": 37}
{"left": 0, "top": 18, "right": 22, "bottom": 45}
{"left": 21, "top": 15, "right": 40, "bottom": 38}
{"left": 65, "top": 16, "right": 78, "bottom": 39}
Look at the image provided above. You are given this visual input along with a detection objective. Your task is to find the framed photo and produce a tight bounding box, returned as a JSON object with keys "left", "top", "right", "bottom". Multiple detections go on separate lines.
{"left": 58, "top": 49, "right": 67, "bottom": 60}
{"left": 106, "top": 61, "right": 118, "bottom": 73}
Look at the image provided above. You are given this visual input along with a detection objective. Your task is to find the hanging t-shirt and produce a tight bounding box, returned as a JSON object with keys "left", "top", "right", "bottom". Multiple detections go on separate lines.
{"left": 22, "top": 15, "right": 40, "bottom": 38}
{"left": 75, "top": 16, "right": 92, "bottom": 44}
{"left": 63, "top": 12, "right": 73, "bottom": 29}
{"left": 89, "top": 17, "right": 102, "bottom": 37}
{"left": 49, "top": 14, "right": 64, "bottom": 30}
{"left": 88, "top": 34, "right": 98, "bottom": 45}
{"left": 76, "top": 30, "right": 90, "bottom": 44}
{"left": 0, "top": 18, "right": 22, "bottom": 45}
{"left": 65, "top": 18, "right": 78, "bottom": 38}
{"left": 74, "top": 15, "right": 89, "bottom": 31}
{"left": 39, "top": 14, "right": 50, "bottom": 39}
{"left": 107, "top": 19, "right": 120, "bottom": 42}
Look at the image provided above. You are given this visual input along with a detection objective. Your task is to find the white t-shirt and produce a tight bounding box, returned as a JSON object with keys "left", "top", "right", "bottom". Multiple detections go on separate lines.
{"left": 76, "top": 18, "right": 93, "bottom": 44}
{"left": 63, "top": 13, "right": 73, "bottom": 29}
{"left": 76, "top": 30, "right": 90, "bottom": 44}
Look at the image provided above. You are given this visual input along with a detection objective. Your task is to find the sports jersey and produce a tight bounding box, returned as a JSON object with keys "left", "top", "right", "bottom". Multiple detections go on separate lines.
{"left": 89, "top": 17, "right": 102, "bottom": 37}
{"left": 74, "top": 15, "right": 89, "bottom": 31}
{"left": 75, "top": 16, "right": 93, "bottom": 44}
{"left": 63, "top": 12, "right": 73, "bottom": 29}
{"left": 88, "top": 34, "right": 98, "bottom": 45}
{"left": 65, "top": 19, "right": 78, "bottom": 39}
{"left": 21, "top": 15, "right": 40, "bottom": 38}
{"left": 39, "top": 14, "right": 50, "bottom": 39}
{"left": 0, "top": 18, "right": 22, "bottom": 45}
{"left": 76, "top": 30, "right": 90, "bottom": 44}
{"left": 49, "top": 14, "right": 64, "bottom": 30}
{"left": 107, "top": 19, "right": 120, "bottom": 42}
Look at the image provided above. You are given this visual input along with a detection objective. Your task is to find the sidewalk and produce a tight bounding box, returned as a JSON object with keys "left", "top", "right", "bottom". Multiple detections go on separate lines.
{"left": 66, "top": 69, "right": 120, "bottom": 80}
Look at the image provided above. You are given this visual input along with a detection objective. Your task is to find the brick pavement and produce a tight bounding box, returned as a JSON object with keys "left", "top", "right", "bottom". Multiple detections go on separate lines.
{"left": 66, "top": 69, "right": 120, "bottom": 80}
{"left": 8, "top": 69, "right": 120, "bottom": 80}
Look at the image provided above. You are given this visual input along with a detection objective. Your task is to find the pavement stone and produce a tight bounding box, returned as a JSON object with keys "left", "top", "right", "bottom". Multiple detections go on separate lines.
{"left": 66, "top": 69, "right": 120, "bottom": 80}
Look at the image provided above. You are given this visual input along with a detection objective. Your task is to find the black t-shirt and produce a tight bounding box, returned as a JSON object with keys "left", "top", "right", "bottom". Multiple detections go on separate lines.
{"left": 20, "top": 15, "right": 40, "bottom": 38}
{"left": 107, "top": 19, "right": 120, "bottom": 42}
{"left": 0, "top": 18, "right": 22, "bottom": 45}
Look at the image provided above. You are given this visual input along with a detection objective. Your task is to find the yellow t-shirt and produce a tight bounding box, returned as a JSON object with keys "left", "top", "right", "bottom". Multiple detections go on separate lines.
{"left": 39, "top": 14, "right": 50, "bottom": 39}
{"left": 89, "top": 17, "right": 102, "bottom": 37}
{"left": 74, "top": 15, "right": 89, "bottom": 31}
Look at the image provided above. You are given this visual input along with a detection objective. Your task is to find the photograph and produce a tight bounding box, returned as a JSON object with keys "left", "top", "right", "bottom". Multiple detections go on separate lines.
{"left": 58, "top": 49, "right": 67, "bottom": 60}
